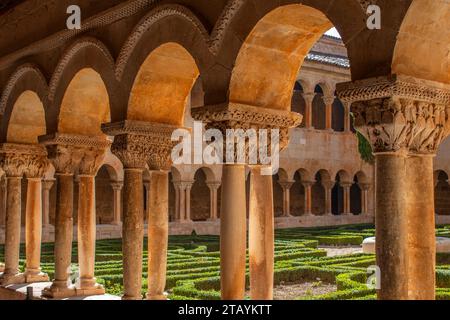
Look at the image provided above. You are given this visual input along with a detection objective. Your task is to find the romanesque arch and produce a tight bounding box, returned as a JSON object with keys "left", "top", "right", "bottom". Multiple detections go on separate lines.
{"left": 191, "top": 167, "right": 216, "bottom": 221}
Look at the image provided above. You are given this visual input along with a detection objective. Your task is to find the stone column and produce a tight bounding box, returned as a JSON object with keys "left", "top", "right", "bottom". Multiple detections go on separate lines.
{"left": 0, "top": 177, "right": 6, "bottom": 228}
{"left": 343, "top": 101, "right": 352, "bottom": 133}
{"left": 301, "top": 180, "right": 314, "bottom": 216}
{"left": 359, "top": 183, "right": 370, "bottom": 215}
{"left": 249, "top": 166, "right": 274, "bottom": 300}
{"left": 406, "top": 154, "right": 436, "bottom": 300}
{"left": 102, "top": 121, "right": 177, "bottom": 300}
{"left": 76, "top": 145, "right": 107, "bottom": 296}
{"left": 146, "top": 171, "right": 169, "bottom": 300}
{"left": 341, "top": 182, "right": 352, "bottom": 215}
{"left": 174, "top": 181, "right": 180, "bottom": 221}
{"left": 278, "top": 181, "right": 293, "bottom": 217}
{"left": 303, "top": 93, "right": 314, "bottom": 129}
{"left": 220, "top": 164, "right": 247, "bottom": 300}
{"left": 324, "top": 96, "right": 335, "bottom": 131}
{"left": 42, "top": 179, "right": 55, "bottom": 227}
{"left": 24, "top": 173, "right": 49, "bottom": 283}
{"left": 184, "top": 182, "right": 193, "bottom": 222}
{"left": 206, "top": 182, "right": 220, "bottom": 220}
{"left": 177, "top": 182, "right": 186, "bottom": 222}
{"left": 322, "top": 180, "right": 334, "bottom": 216}
{"left": 111, "top": 182, "right": 123, "bottom": 225}
{"left": 337, "top": 75, "right": 450, "bottom": 300}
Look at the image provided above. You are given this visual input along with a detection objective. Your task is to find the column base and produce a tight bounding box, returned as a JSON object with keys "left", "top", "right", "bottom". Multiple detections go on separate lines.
{"left": 302, "top": 213, "right": 314, "bottom": 217}
{"left": 24, "top": 270, "right": 50, "bottom": 283}
{"left": 75, "top": 284, "right": 105, "bottom": 297}
{"left": 146, "top": 293, "right": 168, "bottom": 300}
{"left": 0, "top": 272, "right": 25, "bottom": 286}
{"left": 42, "top": 281, "right": 77, "bottom": 299}
{"left": 122, "top": 295, "right": 143, "bottom": 300}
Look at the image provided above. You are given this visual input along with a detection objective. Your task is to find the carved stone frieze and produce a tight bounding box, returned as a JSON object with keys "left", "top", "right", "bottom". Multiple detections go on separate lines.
{"left": 337, "top": 75, "right": 450, "bottom": 155}
{"left": 0, "top": 143, "right": 48, "bottom": 178}
{"left": 102, "top": 121, "right": 180, "bottom": 170}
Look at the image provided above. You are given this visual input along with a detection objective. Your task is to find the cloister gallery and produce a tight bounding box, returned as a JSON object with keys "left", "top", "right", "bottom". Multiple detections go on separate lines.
{"left": 0, "top": 0, "right": 449, "bottom": 301}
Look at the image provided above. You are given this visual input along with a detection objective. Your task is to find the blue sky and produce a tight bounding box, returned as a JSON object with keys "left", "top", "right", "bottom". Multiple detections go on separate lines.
{"left": 325, "top": 27, "right": 341, "bottom": 38}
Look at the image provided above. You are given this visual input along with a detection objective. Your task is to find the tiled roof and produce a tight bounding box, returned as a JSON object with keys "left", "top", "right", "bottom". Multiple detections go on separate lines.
{"left": 306, "top": 51, "right": 350, "bottom": 69}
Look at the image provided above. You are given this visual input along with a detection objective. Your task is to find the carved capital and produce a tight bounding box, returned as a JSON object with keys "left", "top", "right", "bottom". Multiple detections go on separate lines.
{"left": 337, "top": 75, "right": 450, "bottom": 155}
{"left": 0, "top": 143, "right": 48, "bottom": 178}
{"left": 191, "top": 103, "right": 302, "bottom": 162}
{"left": 39, "top": 133, "right": 110, "bottom": 175}
{"left": 206, "top": 181, "right": 221, "bottom": 190}
{"left": 102, "top": 121, "right": 179, "bottom": 170}
{"left": 279, "top": 180, "right": 295, "bottom": 190}
{"left": 110, "top": 181, "right": 123, "bottom": 191}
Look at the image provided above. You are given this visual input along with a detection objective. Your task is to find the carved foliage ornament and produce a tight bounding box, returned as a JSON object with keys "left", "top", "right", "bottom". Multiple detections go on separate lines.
{"left": 0, "top": 143, "right": 48, "bottom": 178}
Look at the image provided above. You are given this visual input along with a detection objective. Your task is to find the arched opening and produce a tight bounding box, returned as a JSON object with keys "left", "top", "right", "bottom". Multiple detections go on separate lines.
{"left": 127, "top": 42, "right": 200, "bottom": 126}
{"left": 332, "top": 174, "right": 344, "bottom": 215}
{"left": 312, "top": 171, "right": 326, "bottom": 215}
{"left": 351, "top": 174, "right": 362, "bottom": 215}
{"left": 291, "top": 82, "right": 305, "bottom": 128}
{"left": 95, "top": 165, "right": 115, "bottom": 225}
{"left": 228, "top": 4, "right": 334, "bottom": 111}
{"left": 191, "top": 169, "right": 211, "bottom": 222}
{"left": 312, "top": 85, "right": 326, "bottom": 130}
{"left": 58, "top": 68, "right": 110, "bottom": 136}
{"left": 273, "top": 173, "right": 284, "bottom": 217}
{"left": 332, "top": 99, "right": 345, "bottom": 132}
{"left": 435, "top": 170, "right": 450, "bottom": 215}
{"left": 290, "top": 171, "right": 306, "bottom": 216}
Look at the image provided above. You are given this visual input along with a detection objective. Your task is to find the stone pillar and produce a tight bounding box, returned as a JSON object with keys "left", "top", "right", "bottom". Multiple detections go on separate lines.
{"left": 174, "top": 181, "right": 180, "bottom": 221}
{"left": 0, "top": 177, "right": 6, "bottom": 228}
{"left": 0, "top": 174, "right": 24, "bottom": 285}
{"left": 42, "top": 179, "right": 55, "bottom": 227}
{"left": 111, "top": 182, "right": 123, "bottom": 225}
{"left": 185, "top": 182, "right": 193, "bottom": 222}
{"left": 177, "top": 182, "right": 186, "bottom": 221}
{"left": 301, "top": 180, "right": 314, "bottom": 216}
{"left": 220, "top": 164, "right": 247, "bottom": 300}
{"left": 343, "top": 101, "right": 351, "bottom": 133}
{"left": 359, "top": 183, "right": 370, "bottom": 215}
{"left": 303, "top": 93, "right": 314, "bottom": 129}
{"left": 102, "top": 121, "right": 177, "bottom": 300}
{"left": 278, "top": 181, "right": 293, "bottom": 217}
{"left": 341, "top": 182, "right": 352, "bottom": 215}
{"left": 206, "top": 182, "right": 220, "bottom": 220}
{"left": 146, "top": 171, "right": 169, "bottom": 300}
{"left": 406, "top": 154, "right": 436, "bottom": 300}
{"left": 322, "top": 180, "right": 334, "bottom": 216}
{"left": 337, "top": 75, "right": 450, "bottom": 300}
{"left": 24, "top": 176, "right": 49, "bottom": 283}
{"left": 249, "top": 166, "right": 274, "bottom": 300}
{"left": 324, "top": 96, "right": 335, "bottom": 131}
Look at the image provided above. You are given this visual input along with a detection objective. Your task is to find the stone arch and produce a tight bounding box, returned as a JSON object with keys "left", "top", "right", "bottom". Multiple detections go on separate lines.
{"left": 290, "top": 168, "right": 311, "bottom": 216}
{"left": 47, "top": 38, "right": 116, "bottom": 134}
{"left": 169, "top": 167, "right": 182, "bottom": 221}
{"left": 434, "top": 170, "right": 450, "bottom": 215}
{"left": 332, "top": 172, "right": 345, "bottom": 215}
{"left": 273, "top": 168, "right": 288, "bottom": 217}
{"left": 351, "top": 173, "right": 363, "bottom": 215}
{"left": 393, "top": 0, "right": 450, "bottom": 84}
{"left": 312, "top": 169, "right": 330, "bottom": 215}
{"left": 0, "top": 64, "right": 48, "bottom": 143}
{"left": 291, "top": 81, "right": 305, "bottom": 127}
{"left": 312, "top": 84, "right": 326, "bottom": 130}
{"left": 212, "top": 0, "right": 372, "bottom": 103}
{"left": 116, "top": 5, "right": 214, "bottom": 123}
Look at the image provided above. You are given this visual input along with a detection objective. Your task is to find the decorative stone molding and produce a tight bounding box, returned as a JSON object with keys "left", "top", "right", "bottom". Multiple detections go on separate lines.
{"left": 206, "top": 181, "right": 221, "bottom": 190}
{"left": 279, "top": 180, "right": 295, "bottom": 190}
{"left": 336, "top": 75, "right": 450, "bottom": 155}
{"left": 110, "top": 181, "right": 124, "bottom": 191}
{"left": 0, "top": 143, "right": 48, "bottom": 178}
{"left": 39, "top": 133, "right": 110, "bottom": 175}
{"left": 191, "top": 103, "right": 302, "bottom": 160}
{"left": 102, "top": 121, "right": 180, "bottom": 170}
{"left": 321, "top": 180, "right": 335, "bottom": 190}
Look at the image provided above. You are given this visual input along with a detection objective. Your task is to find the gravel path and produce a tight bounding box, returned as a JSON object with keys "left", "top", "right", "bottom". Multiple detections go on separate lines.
{"left": 319, "top": 245, "right": 363, "bottom": 257}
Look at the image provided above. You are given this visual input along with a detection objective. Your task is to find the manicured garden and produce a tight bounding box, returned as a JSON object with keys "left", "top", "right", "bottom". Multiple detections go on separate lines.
{"left": 1, "top": 224, "right": 450, "bottom": 300}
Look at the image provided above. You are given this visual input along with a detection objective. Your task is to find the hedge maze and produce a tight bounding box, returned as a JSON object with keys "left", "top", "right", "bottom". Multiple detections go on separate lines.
{"left": 1, "top": 224, "right": 450, "bottom": 300}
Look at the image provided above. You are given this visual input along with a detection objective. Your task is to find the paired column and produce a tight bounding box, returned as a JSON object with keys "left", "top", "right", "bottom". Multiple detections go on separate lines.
{"left": 302, "top": 93, "right": 314, "bottom": 129}
{"left": 359, "top": 183, "right": 371, "bottom": 215}
{"left": 0, "top": 177, "right": 6, "bottom": 228}
{"left": 337, "top": 75, "right": 448, "bottom": 300}
{"left": 324, "top": 96, "right": 335, "bottom": 131}
{"left": 322, "top": 180, "right": 334, "bottom": 216}
{"left": 249, "top": 166, "right": 274, "bottom": 300}
{"left": 278, "top": 181, "right": 293, "bottom": 217}
{"left": 174, "top": 181, "right": 193, "bottom": 222}
{"left": 111, "top": 182, "right": 123, "bottom": 225}
{"left": 341, "top": 182, "right": 352, "bottom": 215}
{"left": 301, "top": 180, "right": 314, "bottom": 216}
{"left": 206, "top": 182, "right": 220, "bottom": 220}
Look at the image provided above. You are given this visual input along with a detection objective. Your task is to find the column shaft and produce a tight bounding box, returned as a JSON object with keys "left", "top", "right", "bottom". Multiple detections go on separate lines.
{"left": 220, "top": 164, "right": 247, "bottom": 300}
{"left": 111, "top": 183, "right": 122, "bottom": 225}
{"left": 42, "top": 180, "right": 54, "bottom": 227}
{"left": 303, "top": 93, "right": 313, "bottom": 129}
{"left": 1, "top": 177, "right": 23, "bottom": 284}
{"left": 303, "top": 183, "right": 313, "bottom": 215}
{"left": 343, "top": 185, "right": 351, "bottom": 215}
{"left": 179, "top": 185, "right": 186, "bottom": 221}
{"left": 249, "top": 166, "right": 274, "bottom": 300}
{"left": 147, "top": 171, "right": 169, "bottom": 300}
{"left": 122, "top": 168, "right": 144, "bottom": 300}
{"left": 24, "top": 178, "right": 48, "bottom": 282}
{"left": 77, "top": 175, "right": 103, "bottom": 293}
{"left": 375, "top": 153, "right": 409, "bottom": 300}
{"left": 406, "top": 155, "right": 435, "bottom": 300}
{"left": 185, "top": 184, "right": 191, "bottom": 221}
